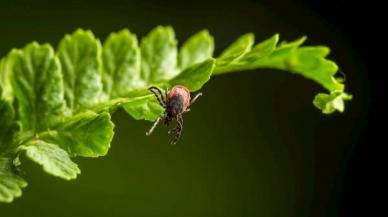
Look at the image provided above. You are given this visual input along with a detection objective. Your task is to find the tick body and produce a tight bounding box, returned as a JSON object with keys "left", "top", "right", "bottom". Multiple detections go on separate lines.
{"left": 146, "top": 85, "right": 202, "bottom": 144}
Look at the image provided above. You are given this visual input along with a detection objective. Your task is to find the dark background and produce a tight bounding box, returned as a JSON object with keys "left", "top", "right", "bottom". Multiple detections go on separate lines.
{"left": 0, "top": 0, "right": 378, "bottom": 216}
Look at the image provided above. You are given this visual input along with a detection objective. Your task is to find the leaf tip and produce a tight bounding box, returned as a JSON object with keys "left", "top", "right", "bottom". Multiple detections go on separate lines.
{"left": 269, "top": 33, "right": 280, "bottom": 46}
{"left": 313, "top": 91, "right": 352, "bottom": 114}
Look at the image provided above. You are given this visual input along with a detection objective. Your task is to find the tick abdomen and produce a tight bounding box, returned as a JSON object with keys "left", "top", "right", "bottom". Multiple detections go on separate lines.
{"left": 166, "top": 95, "right": 184, "bottom": 117}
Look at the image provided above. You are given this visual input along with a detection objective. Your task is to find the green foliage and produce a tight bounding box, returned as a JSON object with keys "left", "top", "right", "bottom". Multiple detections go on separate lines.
{"left": 102, "top": 29, "right": 141, "bottom": 98}
{"left": 169, "top": 59, "right": 216, "bottom": 92}
{"left": 46, "top": 111, "right": 114, "bottom": 157}
{"left": 313, "top": 91, "right": 353, "bottom": 114}
{"left": 178, "top": 30, "right": 214, "bottom": 69}
{"left": 7, "top": 43, "right": 66, "bottom": 132}
{"left": 19, "top": 140, "right": 80, "bottom": 180}
{"left": 213, "top": 34, "right": 350, "bottom": 111}
{"left": 0, "top": 158, "right": 27, "bottom": 203}
{"left": 0, "top": 26, "right": 351, "bottom": 203}
{"left": 140, "top": 26, "right": 178, "bottom": 82}
{"left": 57, "top": 29, "right": 103, "bottom": 112}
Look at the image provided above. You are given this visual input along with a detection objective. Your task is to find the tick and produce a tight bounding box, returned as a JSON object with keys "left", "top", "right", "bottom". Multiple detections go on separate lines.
{"left": 146, "top": 85, "right": 202, "bottom": 144}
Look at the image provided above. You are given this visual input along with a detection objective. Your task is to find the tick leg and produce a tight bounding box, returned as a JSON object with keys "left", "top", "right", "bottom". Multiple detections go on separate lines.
{"left": 164, "top": 116, "right": 173, "bottom": 127}
{"left": 146, "top": 117, "right": 162, "bottom": 136}
{"left": 189, "top": 92, "right": 202, "bottom": 107}
{"left": 171, "top": 114, "right": 183, "bottom": 145}
{"left": 165, "top": 88, "right": 169, "bottom": 102}
{"left": 148, "top": 86, "right": 166, "bottom": 107}
{"left": 167, "top": 115, "right": 181, "bottom": 134}
{"left": 168, "top": 125, "right": 179, "bottom": 134}
{"left": 149, "top": 86, "right": 166, "bottom": 101}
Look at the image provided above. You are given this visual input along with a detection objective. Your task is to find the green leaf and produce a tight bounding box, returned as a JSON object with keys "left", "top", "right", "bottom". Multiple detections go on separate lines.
{"left": 214, "top": 35, "right": 342, "bottom": 91}
{"left": 214, "top": 34, "right": 279, "bottom": 74}
{"left": 57, "top": 29, "right": 103, "bottom": 112}
{"left": 0, "top": 92, "right": 18, "bottom": 153}
{"left": 0, "top": 73, "right": 18, "bottom": 154}
{"left": 140, "top": 26, "right": 178, "bottom": 82}
{"left": 0, "top": 58, "right": 13, "bottom": 102}
{"left": 217, "top": 33, "right": 254, "bottom": 65}
{"left": 0, "top": 86, "right": 14, "bottom": 133}
{"left": 20, "top": 140, "right": 80, "bottom": 180}
{"left": 178, "top": 30, "right": 214, "bottom": 70}
{"left": 169, "top": 58, "right": 216, "bottom": 91}
{"left": 239, "top": 34, "right": 279, "bottom": 63}
{"left": 47, "top": 111, "right": 114, "bottom": 157}
{"left": 123, "top": 26, "right": 179, "bottom": 120}
{"left": 102, "top": 29, "right": 142, "bottom": 99}
{"left": 278, "top": 36, "right": 307, "bottom": 49}
{"left": 313, "top": 91, "right": 353, "bottom": 114}
{"left": 0, "top": 157, "right": 27, "bottom": 203}
{"left": 6, "top": 43, "right": 66, "bottom": 132}
{"left": 123, "top": 93, "right": 164, "bottom": 121}
{"left": 258, "top": 46, "right": 342, "bottom": 91}
{"left": 213, "top": 34, "right": 350, "bottom": 113}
